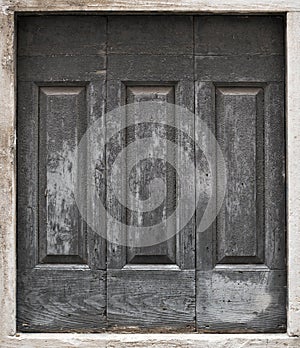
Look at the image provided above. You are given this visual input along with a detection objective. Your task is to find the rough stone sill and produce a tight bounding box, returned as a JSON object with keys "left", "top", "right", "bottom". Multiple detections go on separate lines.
{"left": 1, "top": 333, "right": 300, "bottom": 347}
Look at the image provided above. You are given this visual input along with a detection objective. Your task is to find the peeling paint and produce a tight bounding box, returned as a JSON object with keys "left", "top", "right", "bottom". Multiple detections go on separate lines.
{"left": 0, "top": 0, "right": 299, "bottom": 344}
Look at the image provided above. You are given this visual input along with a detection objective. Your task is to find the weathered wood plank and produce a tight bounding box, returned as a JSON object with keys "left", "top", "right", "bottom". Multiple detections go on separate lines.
{"left": 195, "top": 55, "right": 284, "bottom": 82}
{"left": 194, "top": 16, "right": 284, "bottom": 56}
{"left": 264, "top": 82, "right": 285, "bottom": 270}
{"left": 195, "top": 81, "right": 216, "bottom": 272}
{"left": 196, "top": 270, "right": 286, "bottom": 332}
{"left": 106, "top": 15, "right": 195, "bottom": 274}
{"left": 18, "top": 16, "right": 107, "bottom": 56}
{"left": 17, "top": 56, "right": 106, "bottom": 82}
{"left": 125, "top": 85, "right": 177, "bottom": 265}
{"left": 195, "top": 15, "right": 286, "bottom": 332}
{"left": 17, "top": 15, "right": 108, "bottom": 332}
{"left": 17, "top": 14, "right": 286, "bottom": 333}
{"left": 107, "top": 55, "right": 193, "bottom": 82}
{"left": 107, "top": 270, "right": 195, "bottom": 328}
{"left": 18, "top": 81, "right": 39, "bottom": 270}
{"left": 215, "top": 86, "right": 264, "bottom": 264}
{"left": 106, "top": 15, "right": 196, "bottom": 329}
{"left": 17, "top": 269, "right": 107, "bottom": 332}
{"left": 108, "top": 15, "right": 193, "bottom": 55}
{"left": 38, "top": 86, "right": 87, "bottom": 264}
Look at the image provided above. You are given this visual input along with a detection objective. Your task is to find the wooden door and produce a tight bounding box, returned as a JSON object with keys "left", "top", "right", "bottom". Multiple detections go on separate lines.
{"left": 17, "top": 16, "right": 108, "bottom": 331}
{"left": 17, "top": 14, "right": 286, "bottom": 332}
{"left": 105, "top": 16, "right": 196, "bottom": 328}
{"left": 194, "top": 16, "right": 286, "bottom": 332}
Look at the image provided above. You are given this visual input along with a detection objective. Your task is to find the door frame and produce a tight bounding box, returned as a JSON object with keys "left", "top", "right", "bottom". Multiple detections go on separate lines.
{"left": 1, "top": 1, "right": 300, "bottom": 346}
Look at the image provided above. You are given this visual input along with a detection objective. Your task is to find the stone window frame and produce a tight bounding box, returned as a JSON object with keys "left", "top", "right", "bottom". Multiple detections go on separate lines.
{"left": 1, "top": 1, "right": 300, "bottom": 346}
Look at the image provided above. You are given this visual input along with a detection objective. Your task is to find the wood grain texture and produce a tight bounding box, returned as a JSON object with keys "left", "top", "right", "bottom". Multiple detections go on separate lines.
{"left": 196, "top": 270, "right": 286, "bottom": 332}
{"left": 106, "top": 15, "right": 196, "bottom": 329}
{"left": 18, "top": 16, "right": 107, "bottom": 56}
{"left": 107, "top": 55, "right": 193, "bottom": 82}
{"left": 107, "top": 270, "right": 195, "bottom": 328}
{"left": 194, "top": 16, "right": 284, "bottom": 56}
{"left": 38, "top": 86, "right": 87, "bottom": 264}
{"left": 18, "top": 81, "right": 39, "bottom": 270}
{"left": 106, "top": 15, "right": 195, "bottom": 274}
{"left": 215, "top": 87, "right": 264, "bottom": 264}
{"left": 17, "top": 14, "right": 286, "bottom": 333}
{"left": 17, "top": 56, "right": 106, "bottom": 82}
{"left": 17, "top": 269, "right": 106, "bottom": 332}
{"left": 264, "top": 82, "right": 286, "bottom": 271}
{"left": 126, "top": 85, "right": 177, "bottom": 265}
{"left": 108, "top": 15, "right": 193, "bottom": 55}
{"left": 195, "top": 55, "right": 284, "bottom": 82}
{"left": 195, "top": 15, "right": 286, "bottom": 332}
{"left": 17, "top": 16, "right": 107, "bottom": 332}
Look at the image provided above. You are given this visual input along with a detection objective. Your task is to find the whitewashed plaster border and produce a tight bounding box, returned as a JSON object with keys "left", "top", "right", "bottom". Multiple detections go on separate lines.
{"left": 1, "top": 1, "right": 300, "bottom": 347}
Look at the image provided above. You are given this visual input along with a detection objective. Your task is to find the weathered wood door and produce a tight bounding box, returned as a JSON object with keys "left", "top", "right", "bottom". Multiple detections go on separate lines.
{"left": 17, "top": 15, "right": 286, "bottom": 332}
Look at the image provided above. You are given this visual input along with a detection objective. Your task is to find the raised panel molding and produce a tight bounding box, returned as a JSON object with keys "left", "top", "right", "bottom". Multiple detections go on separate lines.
{"left": 126, "top": 85, "right": 174, "bottom": 104}
{"left": 215, "top": 86, "right": 265, "bottom": 265}
{"left": 124, "top": 84, "right": 177, "bottom": 265}
{"left": 38, "top": 86, "right": 88, "bottom": 264}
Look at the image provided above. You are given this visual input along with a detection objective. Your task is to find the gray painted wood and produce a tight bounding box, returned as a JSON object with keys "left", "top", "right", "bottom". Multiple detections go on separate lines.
{"left": 195, "top": 15, "right": 286, "bottom": 332}
{"left": 17, "top": 56, "right": 106, "bottom": 82}
{"left": 107, "top": 270, "right": 195, "bottom": 328}
{"left": 18, "top": 16, "right": 107, "bottom": 57}
{"left": 196, "top": 269, "right": 286, "bottom": 332}
{"left": 264, "top": 82, "right": 286, "bottom": 271}
{"left": 194, "top": 15, "right": 284, "bottom": 56}
{"left": 215, "top": 86, "right": 264, "bottom": 264}
{"left": 107, "top": 55, "right": 193, "bottom": 83}
{"left": 126, "top": 86, "right": 176, "bottom": 265}
{"left": 108, "top": 15, "right": 193, "bottom": 56}
{"left": 17, "top": 15, "right": 107, "bottom": 331}
{"left": 17, "top": 269, "right": 106, "bottom": 332}
{"left": 38, "top": 86, "right": 87, "bottom": 264}
{"left": 195, "top": 55, "right": 284, "bottom": 82}
{"left": 18, "top": 14, "right": 286, "bottom": 333}
{"left": 106, "top": 15, "right": 196, "bottom": 328}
